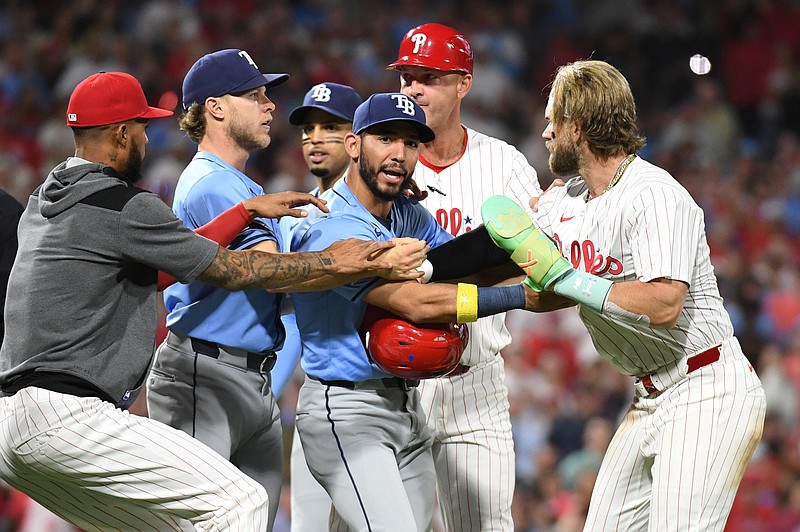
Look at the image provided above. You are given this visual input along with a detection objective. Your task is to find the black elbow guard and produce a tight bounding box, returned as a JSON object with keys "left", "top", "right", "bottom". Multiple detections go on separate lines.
{"left": 427, "top": 225, "right": 513, "bottom": 282}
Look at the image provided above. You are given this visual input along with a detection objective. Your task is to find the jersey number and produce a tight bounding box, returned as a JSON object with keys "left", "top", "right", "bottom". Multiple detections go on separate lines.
{"left": 436, "top": 208, "right": 472, "bottom": 236}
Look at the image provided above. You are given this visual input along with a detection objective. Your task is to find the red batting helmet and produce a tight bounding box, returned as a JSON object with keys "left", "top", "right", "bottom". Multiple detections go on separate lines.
{"left": 367, "top": 318, "right": 468, "bottom": 379}
{"left": 387, "top": 23, "right": 474, "bottom": 74}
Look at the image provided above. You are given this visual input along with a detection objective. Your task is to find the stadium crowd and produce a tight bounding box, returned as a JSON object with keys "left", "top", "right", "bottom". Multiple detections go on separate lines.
{"left": 1, "top": 0, "right": 799, "bottom": 530}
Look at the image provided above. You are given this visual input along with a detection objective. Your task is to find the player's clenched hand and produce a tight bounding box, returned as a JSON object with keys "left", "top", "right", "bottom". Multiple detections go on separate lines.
{"left": 241, "top": 191, "right": 329, "bottom": 219}
{"left": 530, "top": 178, "right": 564, "bottom": 212}
{"left": 373, "top": 237, "right": 429, "bottom": 281}
{"left": 522, "top": 283, "right": 577, "bottom": 312}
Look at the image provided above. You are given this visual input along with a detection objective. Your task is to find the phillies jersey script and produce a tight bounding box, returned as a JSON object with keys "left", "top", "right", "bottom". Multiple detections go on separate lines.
{"left": 414, "top": 127, "right": 541, "bottom": 366}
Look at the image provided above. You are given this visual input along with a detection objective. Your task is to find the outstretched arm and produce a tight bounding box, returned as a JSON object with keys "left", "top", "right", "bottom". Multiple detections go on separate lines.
{"left": 197, "top": 237, "right": 425, "bottom": 292}
{"left": 363, "top": 277, "right": 552, "bottom": 324}
{"left": 425, "top": 225, "right": 516, "bottom": 282}
{"left": 481, "top": 195, "right": 685, "bottom": 326}
{"left": 158, "top": 192, "right": 330, "bottom": 291}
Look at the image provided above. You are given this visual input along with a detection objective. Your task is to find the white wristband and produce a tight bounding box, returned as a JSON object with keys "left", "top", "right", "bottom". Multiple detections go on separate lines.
{"left": 417, "top": 259, "right": 433, "bottom": 283}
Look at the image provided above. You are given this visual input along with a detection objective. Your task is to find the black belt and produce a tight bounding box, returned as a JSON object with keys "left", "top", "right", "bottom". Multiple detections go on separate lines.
{"left": 189, "top": 337, "right": 277, "bottom": 373}
{"left": 309, "top": 375, "right": 419, "bottom": 391}
{"left": 0, "top": 371, "right": 116, "bottom": 404}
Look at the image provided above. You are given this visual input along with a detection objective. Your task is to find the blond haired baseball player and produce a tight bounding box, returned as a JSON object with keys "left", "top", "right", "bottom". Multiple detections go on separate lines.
{"left": 482, "top": 59, "right": 766, "bottom": 531}
{"left": 388, "top": 23, "right": 542, "bottom": 531}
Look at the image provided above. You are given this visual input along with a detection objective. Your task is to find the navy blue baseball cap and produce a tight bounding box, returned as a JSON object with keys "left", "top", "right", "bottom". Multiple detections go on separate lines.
{"left": 288, "top": 82, "right": 363, "bottom": 125}
{"left": 352, "top": 93, "right": 435, "bottom": 143}
{"left": 182, "top": 49, "right": 289, "bottom": 109}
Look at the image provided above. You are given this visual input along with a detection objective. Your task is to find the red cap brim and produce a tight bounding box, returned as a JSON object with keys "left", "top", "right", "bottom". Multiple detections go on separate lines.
{"left": 140, "top": 106, "right": 174, "bottom": 120}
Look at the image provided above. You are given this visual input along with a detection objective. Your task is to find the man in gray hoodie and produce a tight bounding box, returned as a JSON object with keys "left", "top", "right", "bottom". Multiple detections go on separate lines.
{"left": 0, "top": 71, "right": 419, "bottom": 530}
{"left": 0, "top": 188, "right": 22, "bottom": 344}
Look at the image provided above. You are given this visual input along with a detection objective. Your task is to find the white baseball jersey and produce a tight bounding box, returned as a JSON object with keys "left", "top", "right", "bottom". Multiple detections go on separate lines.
{"left": 414, "top": 127, "right": 541, "bottom": 366}
{"left": 415, "top": 126, "right": 541, "bottom": 532}
{"left": 533, "top": 156, "right": 732, "bottom": 376}
{"left": 533, "top": 156, "right": 765, "bottom": 531}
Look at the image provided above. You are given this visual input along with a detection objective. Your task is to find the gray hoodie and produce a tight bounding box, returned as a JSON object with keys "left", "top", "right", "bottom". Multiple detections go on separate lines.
{"left": 0, "top": 160, "right": 218, "bottom": 408}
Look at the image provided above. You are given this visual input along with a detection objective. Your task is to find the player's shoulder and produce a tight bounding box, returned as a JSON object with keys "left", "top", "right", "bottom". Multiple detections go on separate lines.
{"left": 465, "top": 127, "right": 534, "bottom": 167}
{"left": 466, "top": 127, "right": 524, "bottom": 151}
{"left": 623, "top": 157, "right": 701, "bottom": 210}
{"left": 179, "top": 152, "right": 225, "bottom": 182}
{"left": 626, "top": 157, "right": 688, "bottom": 195}
{"left": 466, "top": 127, "right": 514, "bottom": 151}
{"left": 176, "top": 154, "right": 258, "bottom": 200}
{"left": 118, "top": 185, "right": 178, "bottom": 224}
{"left": 295, "top": 186, "right": 367, "bottom": 229}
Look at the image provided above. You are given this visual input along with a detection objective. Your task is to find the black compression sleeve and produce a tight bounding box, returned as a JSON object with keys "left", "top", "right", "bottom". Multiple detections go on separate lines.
{"left": 428, "top": 225, "right": 514, "bottom": 282}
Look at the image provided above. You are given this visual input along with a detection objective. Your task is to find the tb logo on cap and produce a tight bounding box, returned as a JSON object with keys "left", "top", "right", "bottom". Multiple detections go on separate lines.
{"left": 391, "top": 94, "right": 416, "bottom": 116}
{"left": 310, "top": 84, "right": 332, "bottom": 103}
{"left": 411, "top": 33, "right": 427, "bottom": 54}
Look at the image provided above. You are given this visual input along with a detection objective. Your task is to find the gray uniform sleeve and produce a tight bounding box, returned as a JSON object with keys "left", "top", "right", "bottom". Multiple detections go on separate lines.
{"left": 118, "top": 192, "right": 219, "bottom": 283}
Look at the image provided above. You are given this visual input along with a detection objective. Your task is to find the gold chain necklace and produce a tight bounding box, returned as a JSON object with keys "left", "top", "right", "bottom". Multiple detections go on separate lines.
{"left": 587, "top": 154, "right": 635, "bottom": 200}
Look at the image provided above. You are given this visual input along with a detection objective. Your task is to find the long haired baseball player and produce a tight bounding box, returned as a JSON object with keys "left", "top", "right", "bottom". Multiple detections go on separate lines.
{"left": 482, "top": 59, "right": 766, "bottom": 531}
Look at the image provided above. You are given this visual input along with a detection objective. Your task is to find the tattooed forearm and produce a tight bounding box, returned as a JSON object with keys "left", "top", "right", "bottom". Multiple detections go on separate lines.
{"left": 196, "top": 238, "right": 396, "bottom": 292}
{"left": 198, "top": 247, "right": 338, "bottom": 291}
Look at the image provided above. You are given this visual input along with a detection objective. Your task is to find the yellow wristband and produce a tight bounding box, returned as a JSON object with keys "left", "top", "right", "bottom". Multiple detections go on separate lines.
{"left": 456, "top": 283, "right": 479, "bottom": 323}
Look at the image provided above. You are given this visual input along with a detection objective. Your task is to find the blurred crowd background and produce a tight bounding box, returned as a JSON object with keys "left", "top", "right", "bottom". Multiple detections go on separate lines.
{"left": 1, "top": 0, "right": 800, "bottom": 530}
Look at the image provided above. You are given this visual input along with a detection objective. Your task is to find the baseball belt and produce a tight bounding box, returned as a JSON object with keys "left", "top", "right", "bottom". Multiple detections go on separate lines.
{"left": 173, "top": 334, "right": 276, "bottom": 373}
{"left": 308, "top": 375, "right": 420, "bottom": 391}
{"left": 635, "top": 344, "right": 721, "bottom": 397}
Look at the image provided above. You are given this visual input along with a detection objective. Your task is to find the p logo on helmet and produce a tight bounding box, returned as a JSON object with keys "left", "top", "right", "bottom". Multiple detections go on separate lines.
{"left": 411, "top": 33, "right": 427, "bottom": 54}
{"left": 387, "top": 22, "right": 474, "bottom": 75}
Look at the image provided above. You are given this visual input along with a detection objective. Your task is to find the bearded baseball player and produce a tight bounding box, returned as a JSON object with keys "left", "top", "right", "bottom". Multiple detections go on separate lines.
{"left": 387, "top": 23, "right": 542, "bottom": 531}
{"left": 0, "top": 71, "right": 408, "bottom": 530}
{"left": 482, "top": 59, "right": 766, "bottom": 531}
{"left": 145, "top": 50, "right": 294, "bottom": 530}
{"left": 274, "top": 81, "right": 363, "bottom": 532}
{"left": 285, "top": 93, "right": 542, "bottom": 531}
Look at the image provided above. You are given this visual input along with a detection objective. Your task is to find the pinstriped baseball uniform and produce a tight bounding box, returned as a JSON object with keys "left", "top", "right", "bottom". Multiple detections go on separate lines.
{"left": 533, "top": 156, "right": 766, "bottom": 531}
{"left": 412, "top": 127, "right": 541, "bottom": 531}
{"left": 0, "top": 388, "right": 267, "bottom": 531}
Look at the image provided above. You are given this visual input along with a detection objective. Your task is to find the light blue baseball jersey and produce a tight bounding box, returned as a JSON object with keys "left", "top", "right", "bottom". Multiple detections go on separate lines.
{"left": 270, "top": 187, "right": 320, "bottom": 398}
{"left": 164, "top": 151, "right": 284, "bottom": 352}
{"left": 288, "top": 174, "right": 453, "bottom": 381}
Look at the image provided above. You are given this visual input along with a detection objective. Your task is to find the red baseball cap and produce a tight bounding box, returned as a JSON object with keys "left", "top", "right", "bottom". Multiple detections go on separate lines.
{"left": 66, "top": 71, "right": 173, "bottom": 127}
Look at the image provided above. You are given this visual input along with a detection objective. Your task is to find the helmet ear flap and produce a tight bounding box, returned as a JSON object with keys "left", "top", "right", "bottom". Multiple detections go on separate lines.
{"left": 387, "top": 23, "right": 474, "bottom": 75}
